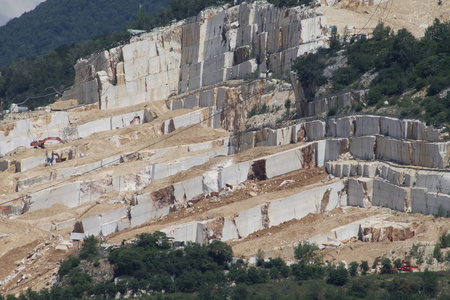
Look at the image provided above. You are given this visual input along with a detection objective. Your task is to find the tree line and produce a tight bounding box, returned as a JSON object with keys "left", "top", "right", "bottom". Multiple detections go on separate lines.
{"left": 292, "top": 20, "right": 450, "bottom": 125}
{"left": 3, "top": 231, "right": 449, "bottom": 299}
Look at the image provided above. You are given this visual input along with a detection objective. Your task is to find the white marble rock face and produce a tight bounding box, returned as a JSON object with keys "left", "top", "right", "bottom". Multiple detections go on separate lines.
{"left": 62, "top": 2, "right": 329, "bottom": 110}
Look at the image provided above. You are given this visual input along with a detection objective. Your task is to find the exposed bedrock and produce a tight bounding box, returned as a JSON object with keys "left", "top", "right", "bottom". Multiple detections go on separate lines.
{"left": 62, "top": 2, "right": 329, "bottom": 110}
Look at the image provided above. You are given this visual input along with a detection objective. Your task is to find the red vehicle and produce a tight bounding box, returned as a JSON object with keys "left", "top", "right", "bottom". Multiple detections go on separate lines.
{"left": 398, "top": 266, "right": 420, "bottom": 273}
{"left": 30, "top": 137, "right": 65, "bottom": 148}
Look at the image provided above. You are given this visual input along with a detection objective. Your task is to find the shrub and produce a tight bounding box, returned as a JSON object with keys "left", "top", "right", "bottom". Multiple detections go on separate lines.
{"left": 433, "top": 244, "right": 443, "bottom": 262}
{"left": 360, "top": 261, "right": 369, "bottom": 275}
{"left": 393, "top": 258, "right": 402, "bottom": 269}
{"left": 421, "top": 269, "right": 438, "bottom": 297}
{"left": 327, "top": 106, "right": 337, "bottom": 117}
{"left": 231, "top": 284, "right": 248, "bottom": 300}
{"left": 439, "top": 232, "right": 450, "bottom": 248}
{"left": 326, "top": 263, "right": 348, "bottom": 286}
{"left": 380, "top": 258, "right": 392, "bottom": 274}
{"left": 348, "top": 261, "right": 359, "bottom": 277}
{"left": 59, "top": 256, "right": 80, "bottom": 276}
{"left": 207, "top": 240, "right": 233, "bottom": 266}
{"left": 79, "top": 235, "right": 100, "bottom": 260}
{"left": 294, "top": 242, "right": 322, "bottom": 264}
{"left": 410, "top": 243, "right": 425, "bottom": 265}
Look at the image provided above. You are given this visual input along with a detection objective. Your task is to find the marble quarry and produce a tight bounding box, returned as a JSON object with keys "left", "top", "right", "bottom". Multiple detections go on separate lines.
{"left": 61, "top": 2, "right": 329, "bottom": 110}
{"left": 1, "top": 2, "right": 449, "bottom": 250}
{"left": 3, "top": 105, "right": 449, "bottom": 242}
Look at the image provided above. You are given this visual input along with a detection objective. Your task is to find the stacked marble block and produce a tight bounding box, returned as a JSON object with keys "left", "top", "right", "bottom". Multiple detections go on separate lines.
{"left": 62, "top": 2, "right": 329, "bottom": 110}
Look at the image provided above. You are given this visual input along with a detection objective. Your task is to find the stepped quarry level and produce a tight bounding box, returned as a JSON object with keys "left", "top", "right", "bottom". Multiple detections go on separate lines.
{"left": 0, "top": 1, "right": 449, "bottom": 295}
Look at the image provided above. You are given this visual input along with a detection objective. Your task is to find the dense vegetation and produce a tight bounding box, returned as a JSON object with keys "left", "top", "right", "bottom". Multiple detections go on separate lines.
{"left": 0, "top": 0, "right": 310, "bottom": 111}
{"left": 0, "top": 0, "right": 237, "bottom": 111}
{"left": 4, "top": 232, "right": 449, "bottom": 299}
{"left": 292, "top": 20, "right": 450, "bottom": 125}
{"left": 0, "top": 0, "right": 169, "bottom": 68}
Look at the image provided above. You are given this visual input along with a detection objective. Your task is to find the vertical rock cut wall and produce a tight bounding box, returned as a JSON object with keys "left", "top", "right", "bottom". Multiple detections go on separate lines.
{"left": 62, "top": 2, "right": 328, "bottom": 110}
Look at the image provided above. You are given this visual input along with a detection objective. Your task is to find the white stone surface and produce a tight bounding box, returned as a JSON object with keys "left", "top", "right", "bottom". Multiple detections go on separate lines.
{"left": 101, "top": 222, "right": 119, "bottom": 236}
{"left": 82, "top": 215, "right": 102, "bottom": 236}
{"left": 173, "top": 176, "right": 204, "bottom": 203}
{"left": 333, "top": 223, "right": 361, "bottom": 241}
{"left": 411, "top": 188, "right": 449, "bottom": 215}
{"left": 55, "top": 218, "right": 76, "bottom": 231}
{"left": 265, "top": 145, "right": 305, "bottom": 178}
{"left": 380, "top": 117, "right": 406, "bottom": 139}
{"left": 234, "top": 205, "right": 264, "bottom": 239}
{"left": 70, "top": 232, "right": 86, "bottom": 241}
{"left": 0, "top": 112, "right": 70, "bottom": 157}
{"left": 411, "top": 141, "right": 448, "bottom": 168}
{"left": 375, "top": 136, "right": 411, "bottom": 165}
{"left": 325, "top": 138, "right": 349, "bottom": 162}
{"left": 417, "top": 171, "right": 450, "bottom": 194}
{"left": 305, "top": 120, "right": 325, "bottom": 141}
{"left": 347, "top": 178, "right": 373, "bottom": 207}
{"left": 354, "top": 115, "right": 379, "bottom": 137}
{"left": 328, "top": 117, "right": 353, "bottom": 138}
{"left": 350, "top": 136, "right": 375, "bottom": 160}
{"left": 162, "top": 221, "right": 205, "bottom": 244}
{"left": 219, "top": 161, "right": 251, "bottom": 189}
{"left": 315, "top": 140, "right": 326, "bottom": 167}
{"left": 268, "top": 180, "right": 345, "bottom": 226}
{"left": 78, "top": 118, "right": 111, "bottom": 138}
{"left": 372, "top": 179, "right": 409, "bottom": 212}
{"left": 16, "top": 155, "right": 46, "bottom": 172}
{"left": 221, "top": 218, "right": 239, "bottom": 241}
{"left": 29, "top": 181, "right": 81, "bottom": 210}
{"left": 62, "top": 2, "right": 328, "bottom": 110}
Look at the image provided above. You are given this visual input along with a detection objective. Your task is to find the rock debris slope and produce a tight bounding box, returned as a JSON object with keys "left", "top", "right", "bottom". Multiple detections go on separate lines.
{"left": 0, "top": 0, "right": 449, "bottom": 295}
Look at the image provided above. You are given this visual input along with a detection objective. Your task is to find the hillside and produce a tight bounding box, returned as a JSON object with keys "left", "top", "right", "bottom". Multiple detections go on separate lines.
{"left": 0, "top": 0, "right": 449, "bottom": 298}
{"left": 323, "top": 0, "right": 450, "bottom": 38}
{"left": 0, "top": 0, "right": 169, "bottom": 67}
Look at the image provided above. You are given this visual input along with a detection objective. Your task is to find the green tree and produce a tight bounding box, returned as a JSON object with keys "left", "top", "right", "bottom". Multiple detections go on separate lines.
{"left": 231, "top": 283, "right": 248, "bottom": 300}
{"left": 439, "top": 232, "right": 450, "bottom": 248}
{"left": 372, "top": 22, "right": 391, "bottom": 41}
{"left": 421, "top": 269, "right": 438, "bottom": 297}
{"left": 208, "top": 240, "right": 233, "bottom": 267}
{"left": 326, "top": 263, "right": 348, "bottom": 286}
{"left": 292, "top": 52, "right": 327, "bottom": 100}
{"left": 393, "top": 258, "right": 402, "bottom": 269}
{"left": 380, "top": 258, "right": 392, "bottom": 274}
{"left": 79, "top": 235, "right": 99, "bottom": 260}
{"left": 360, "top": 260, "right": 369, "bottom": 275}
{"left": 59, "top": 255, "right": 80, "bottom": 276}
{"left": 425, "top": 19, "right": 450, "bottom": 55}
{"left": 433, "top": 244, "right": 443, "bottom": 262}
{"left": 348, "top": 261, "right": 359, "bottom": 277}
{"left": 294, "top": 242, "right": 322, "bottom": 264}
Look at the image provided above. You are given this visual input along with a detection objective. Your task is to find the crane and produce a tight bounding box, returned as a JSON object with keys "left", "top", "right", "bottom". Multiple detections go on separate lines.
{"left": 30, "top": 137, "right": 65, "bottom": 148}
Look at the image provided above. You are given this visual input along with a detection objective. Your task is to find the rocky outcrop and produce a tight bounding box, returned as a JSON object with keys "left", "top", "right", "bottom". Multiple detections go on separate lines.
{"left": 62, "top": 2, "right": 329, "bottom": 110}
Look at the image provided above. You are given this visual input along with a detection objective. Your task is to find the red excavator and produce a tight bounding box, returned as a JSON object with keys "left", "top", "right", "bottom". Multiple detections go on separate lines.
{"left": 30, "top": 137, "right": 65, "bottom": 148}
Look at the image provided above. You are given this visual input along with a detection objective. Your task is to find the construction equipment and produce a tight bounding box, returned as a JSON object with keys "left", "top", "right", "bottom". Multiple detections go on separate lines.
{"left": 397, "top": 260, "right": 420, "bottom": 273}
{"left": 51, "top": 151, "right": 67, "bottom": 163}
{"left": 30, "top": 137, "right": 65, "bottom": 148}
{"left": 45, "top": 151, "right": 67, "bottom": 165}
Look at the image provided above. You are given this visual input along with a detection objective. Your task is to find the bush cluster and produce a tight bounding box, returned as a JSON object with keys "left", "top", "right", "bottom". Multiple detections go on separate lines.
{"left": 292, "top": 20, "right": 450, "bottom": 125}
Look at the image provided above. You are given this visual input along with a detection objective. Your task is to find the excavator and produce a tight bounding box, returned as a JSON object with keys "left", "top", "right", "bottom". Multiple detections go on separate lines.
{"left": 48, "top": 151, "right": 67, "bottom": 164}
{"left": 30, "top": 137, "right": 65, "bottom": 148}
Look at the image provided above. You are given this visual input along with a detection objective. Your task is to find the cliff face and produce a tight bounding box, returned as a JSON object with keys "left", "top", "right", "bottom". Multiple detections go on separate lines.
{"left": 62, "top": 1, "right": 328, "bottom": 109}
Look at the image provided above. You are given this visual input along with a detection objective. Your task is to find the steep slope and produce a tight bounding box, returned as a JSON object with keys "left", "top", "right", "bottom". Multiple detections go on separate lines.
{"left": 0, "top": 0, "right": 169, "bottom": 67}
